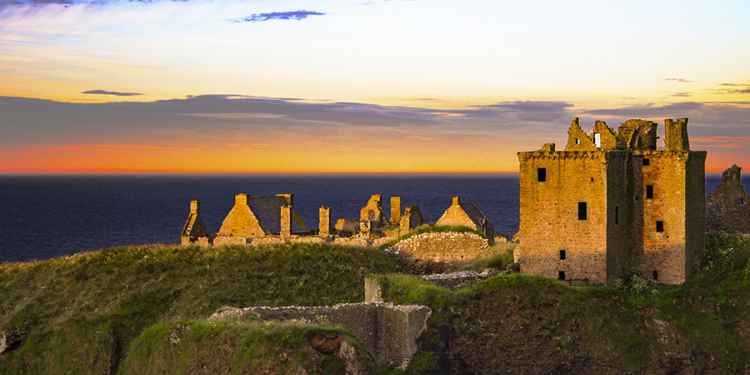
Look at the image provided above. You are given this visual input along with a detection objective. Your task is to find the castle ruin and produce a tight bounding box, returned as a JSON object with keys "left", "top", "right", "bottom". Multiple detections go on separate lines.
{"left": 181, "top": 192, "right": 494, "bottom": 250}
{"left": 517, "top": 118, "right": 706, "bottom": 284}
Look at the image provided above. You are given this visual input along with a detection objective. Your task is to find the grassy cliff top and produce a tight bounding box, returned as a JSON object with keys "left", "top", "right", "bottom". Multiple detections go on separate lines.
{"left": 0, "top": 243, "right": 404, "bottom": 374}
{"left": 1, "top": 234, "right": 750, "bottom": 374}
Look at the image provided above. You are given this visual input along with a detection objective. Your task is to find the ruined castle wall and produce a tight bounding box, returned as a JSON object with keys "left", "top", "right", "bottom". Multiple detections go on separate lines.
{"left": 216, "top": 194, "right": 265, "bottom": 239}
{"left": 517, "top": 151, "right": 609, "bottom": 283}
{"left": 435, "top": 197, "right": 478, "bottom": 230}
{"left": 685, "top": 152, "right": 707, "bottom": 277}
{"left": 605, "top": 151, "right": 634, "bottom": 281}
{"left": 391, "top": 232, "right": 493, "bottom": 263}
{"left": 639, "top": 152, "right": 689, "bottom": 284}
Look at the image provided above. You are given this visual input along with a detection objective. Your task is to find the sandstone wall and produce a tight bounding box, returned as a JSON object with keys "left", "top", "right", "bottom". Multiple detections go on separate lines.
{"left": 637, "top": 151, "right": 705, "bottom": 284}
{"left": 517, "top": 151, "right": 609, "bottom": 283}
{"left": 391, "top": 232, "right": 493, "bottom": 263}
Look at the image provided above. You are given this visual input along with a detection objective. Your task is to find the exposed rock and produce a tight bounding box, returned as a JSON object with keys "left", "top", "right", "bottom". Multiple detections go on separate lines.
{"left": 707, "top": 165, "right": 750, "bottom": 233}
{"left": 422, "top": 269, "right": 498, "bottom": 288}
{"left": 309, "top": 333, "right": 343, "bottom": 354}
{"left": 0, "top": 330, "right": 23, "bottom": 355}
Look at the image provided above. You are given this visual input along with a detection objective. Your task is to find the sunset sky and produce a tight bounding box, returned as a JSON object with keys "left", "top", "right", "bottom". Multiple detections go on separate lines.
{"left": 1, "top": 0, "right": 748, "bottom": 174}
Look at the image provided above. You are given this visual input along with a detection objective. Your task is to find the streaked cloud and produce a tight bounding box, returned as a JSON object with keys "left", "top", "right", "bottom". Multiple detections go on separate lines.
{"left": 665, "top": 78, "right": 693, "bottom": 83}
{"left": 232, "top": 10, "right": 325, "bottom": 23}
{"left": 718, "top": 82, "right": 750, "bottom": 94}
{"left": 82, "top": 89, "right": 143, "bottom": 96}
{"left": 672, "top": 92, "right": 691, "bottom": 97}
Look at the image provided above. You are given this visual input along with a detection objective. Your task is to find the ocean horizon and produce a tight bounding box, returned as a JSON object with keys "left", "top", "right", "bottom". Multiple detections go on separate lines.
{"left": 0, "top": 174, "right": 744, "bottom": 263}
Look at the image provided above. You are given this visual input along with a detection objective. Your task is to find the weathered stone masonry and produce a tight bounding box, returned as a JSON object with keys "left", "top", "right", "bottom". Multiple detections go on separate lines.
{"left": 517, "top": 117, "right": 705, "bottom": 284}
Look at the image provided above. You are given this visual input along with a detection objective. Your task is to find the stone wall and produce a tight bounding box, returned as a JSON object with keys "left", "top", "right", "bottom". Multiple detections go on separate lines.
{"left": 319, "top": 206, "right": 332, "bottom": 238}
{"left": 391, "top": 231, "right": 494, "bottom": 263}
{"left": 517, "top": 150, "right": 610, "bottom": 283}
{"left": 707, "top": 165, "right": 750, "bottom": 234}
{"left": 209, "top": 303, "right": 431, "bottom": 369}
{"left": 638, "top": 150, "right": 705, "bottom": 284}
{"left": 214, "top": 193, "right": 266, "bottom": 244}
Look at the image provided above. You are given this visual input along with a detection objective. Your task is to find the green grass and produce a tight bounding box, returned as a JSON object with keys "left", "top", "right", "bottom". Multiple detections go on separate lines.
{"left": 2, "top": 234, "right": 750, "bottom": 374}
{"left": 0, "top": 243, "right": 404, "bottom": 375}
{"left": 373, "top": 232, "right": 750, "bottom": 374}
{"left": 120, "top": 319, "right": 365, "bottom": 375}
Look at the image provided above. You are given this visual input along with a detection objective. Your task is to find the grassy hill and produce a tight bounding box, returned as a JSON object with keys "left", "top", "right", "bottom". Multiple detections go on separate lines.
{"left": 1, "top": 233, "right": 749, "bottom": 374}
{"left": 0, "top": 244, "right": 404, "bottom": 374}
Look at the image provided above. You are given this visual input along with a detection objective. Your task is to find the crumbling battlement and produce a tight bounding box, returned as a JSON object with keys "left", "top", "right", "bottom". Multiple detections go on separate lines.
{"left": 517, "top": 117, "right": 706, "bottom": 285}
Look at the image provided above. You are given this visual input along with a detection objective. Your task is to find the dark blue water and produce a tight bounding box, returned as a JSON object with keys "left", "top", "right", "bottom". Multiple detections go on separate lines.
{"left": 0, "top": 175, "right": 743, "bottom": 263}
{"left": 0, "top": 175, "right": 522, "bottom": 262}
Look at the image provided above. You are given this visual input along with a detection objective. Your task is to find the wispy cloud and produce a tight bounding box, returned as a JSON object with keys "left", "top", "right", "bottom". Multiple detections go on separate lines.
{"left": 665, "top": 78, "right": 693, "bottom": 83}
{"left": 718, "top": 82, "right": 750, "bottom": 94}
{"left": 232, "top": 10, "right": 325, "bottom": 23}
{"left": 672, "top": 92, "right": 691, "bottom": 97}
{"left": 82, "top": 89, "right": 143, "bottom": 97}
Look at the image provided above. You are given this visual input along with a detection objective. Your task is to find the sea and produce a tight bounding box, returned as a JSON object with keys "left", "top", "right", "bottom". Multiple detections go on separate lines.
{"left": 0, "top": 174, "right": 742, "bottom": 263}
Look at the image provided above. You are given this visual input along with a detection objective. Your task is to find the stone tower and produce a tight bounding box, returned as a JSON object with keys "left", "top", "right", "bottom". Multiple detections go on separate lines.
{"left": 517, "top": 117, "right": 705, "bottom": 284}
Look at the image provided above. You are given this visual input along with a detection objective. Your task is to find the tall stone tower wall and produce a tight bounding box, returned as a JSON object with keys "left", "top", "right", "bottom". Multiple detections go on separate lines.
{"left": 638, "top": 151, "right": 705, "bottom": 284}
{"left": 517, "top": 150, "right": 610, "bottom": 283}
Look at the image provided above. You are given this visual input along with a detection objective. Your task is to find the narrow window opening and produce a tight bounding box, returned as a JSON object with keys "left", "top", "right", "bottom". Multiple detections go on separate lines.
{"left": 578, "top": 202, "right": 588, "bottom": 220}
{"left": 646, "top": 185, "right": 654, "bottom": 199}
{"left": 656, "top": 220, "right": 664, "bottom": 233}
{"left": 559, "top": 250, "right": 567, "bottom": 260}
{"left": 594, "top": 133, "right": 602, "bottom": 148}
{"left": 537, "top": 168, "right": 547, "bottom": 182}
{"left": 643, "top": 158, "right": 650, "bottom": 166}
{"left": 575, "top": 138, "right": 581, "bottom": 145}
{"left": 615, "top": 206, "right": 619, "bottom": 225}
{"left": 558, "top": 271, "right": 566, "bottom": 281}
{"left": 652, "top": 270, "right": 659, "bottom": 280}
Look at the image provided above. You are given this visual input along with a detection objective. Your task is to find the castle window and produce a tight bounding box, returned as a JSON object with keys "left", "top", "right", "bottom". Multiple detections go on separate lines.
{"left": 594, "top": 133, "right": 602, "bottom": 148}
{"left": 537, "top": 168, "right": 547, "bottom": 182}
{"left": 559, "top": 250, "right": 566, "bottom": 260}
{"left": 558, "top": 271, "right": 566, "bottom": 281}
{"left": 652, "top": 270, "right": 659, "bottom": 280}
{"left": 656, "top": 220, "right": 664, "bottom": 233}
{"left": 578, "top": 202, "right": 588, "bottom": 220}
{"left": 575, "top": 138, "right": 581, "bottom": 145}
{"left": 615, "top": 206, "right": 619, "bottom": 225}
{"left": 646, "top": 185, "right": 654, "bottom": 199}
{"left": 643, "top": 158, "right": 650, "bottom": 166}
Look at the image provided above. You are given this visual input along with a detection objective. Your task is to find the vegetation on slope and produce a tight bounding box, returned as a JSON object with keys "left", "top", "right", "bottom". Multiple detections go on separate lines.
{"left": 2, "top": 233, "right": 749, "bottom": 374}
{"left": 0, "top": 244, "right": 404, "bottom": 374}
{"left": 376, "top": 232, "right": 750, "bottom": 374}
{"left": 120, "top": 320, "right": 366, "bottom": 375}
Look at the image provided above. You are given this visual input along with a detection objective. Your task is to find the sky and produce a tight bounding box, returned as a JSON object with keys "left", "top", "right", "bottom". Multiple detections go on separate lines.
{"left": 0, "top": 0, "right": 748, "bottom": 174}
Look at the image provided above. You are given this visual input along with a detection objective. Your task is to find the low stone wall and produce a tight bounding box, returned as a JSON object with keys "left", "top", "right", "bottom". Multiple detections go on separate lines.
{"left": 210, "top": 235, "right": 393, "bottom": 249}
{"left": 209, "top": 303, "right": 431, "bottom": 369}
{"left": 390, "top": 232, "right": 495, "bottom": 263}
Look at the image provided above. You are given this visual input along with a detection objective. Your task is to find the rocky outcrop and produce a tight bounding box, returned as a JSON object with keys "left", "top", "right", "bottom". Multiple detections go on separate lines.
{"left": 707, "top": 165, "right": 750, "bottom": 233}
